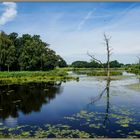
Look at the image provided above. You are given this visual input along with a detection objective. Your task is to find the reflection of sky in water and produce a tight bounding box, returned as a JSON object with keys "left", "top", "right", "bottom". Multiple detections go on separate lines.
{"left": 0, "top": 72, "right": 140, "bottom": 135}
{"left": 4, "top": 116, "right": 18, "bottom": 127}
{"left": 19, "top": 75, "right": 140, "bottom": 125}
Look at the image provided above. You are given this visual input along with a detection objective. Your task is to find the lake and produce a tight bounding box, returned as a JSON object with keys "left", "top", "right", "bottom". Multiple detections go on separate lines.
{"left": 0, "top": 72, "right": 140, "bottom": 138}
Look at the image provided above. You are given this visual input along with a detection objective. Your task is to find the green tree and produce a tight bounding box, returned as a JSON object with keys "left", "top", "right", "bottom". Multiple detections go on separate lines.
{"left": 5, "top": 45, "right": 16, "bottom": 71}
{"left": 56, "top": 55, "right": 67, "bottom": 68}
{"left": 0, "top": 31, "right": 67, "bottom": 71}
{"left": 0, "top": 31, "right": 16, "bottom": 71}
{"left": 42, "top": 48, "right": 58, "bottom": 70}
{"left": 71, "top": 61, "right": 89, "bottom": 68}
{"left": 109, "top": 60, "right": 123, "bottom": 68}
{"left": 89, "top": 60, "right": 101, "bottom": 68}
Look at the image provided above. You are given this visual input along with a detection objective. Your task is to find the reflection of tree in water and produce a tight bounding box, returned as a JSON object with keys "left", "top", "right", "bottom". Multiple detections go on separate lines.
{"left": 103, "top": 79, "right": 110, "bottom": 128}
{"left": 89, "top": 79, "right": 111, "bottom": 128}
{"left": 0, "top": 82, "right": 62, "bottom": 120}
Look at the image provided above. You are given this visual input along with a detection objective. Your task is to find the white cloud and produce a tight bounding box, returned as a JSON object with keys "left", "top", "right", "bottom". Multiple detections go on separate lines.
{"left": 0, "top": 2, "right": 17, "bottom": 26}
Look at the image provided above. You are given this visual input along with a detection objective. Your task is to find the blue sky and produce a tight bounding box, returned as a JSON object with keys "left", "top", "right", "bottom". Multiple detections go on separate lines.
{"left": 0, "top": 2, "right": 140, "bottom": 64}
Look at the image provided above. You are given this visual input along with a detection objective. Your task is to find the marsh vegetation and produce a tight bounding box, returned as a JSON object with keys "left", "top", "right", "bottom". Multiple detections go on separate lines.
{"left": 0, "top": 31, "right": 140, "bottom": 138}
{"left": 0, "top": 69, "right": 78, "bottom": 85}
{"left": 0, "top": 69, "right": 140, "bottom": 138}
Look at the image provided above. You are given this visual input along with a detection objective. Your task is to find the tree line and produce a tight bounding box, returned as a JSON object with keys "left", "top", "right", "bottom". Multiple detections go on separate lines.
{"left": 0, "top": 31, "right": 67, "bottom": 71}
{"left": 71, "top": 60, "right": 124, "bottom": 68}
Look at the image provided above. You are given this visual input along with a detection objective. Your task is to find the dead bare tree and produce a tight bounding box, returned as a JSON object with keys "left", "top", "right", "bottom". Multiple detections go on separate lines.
{"left": 137, "top": 56, "right": 140, "bottom": 84}
{"left": 87, "top": 33, "right": 113, "bottom": 127}
{"left": 137, "top": 56, "right": 140, "bottom": 75}
{"left": 104, "top": 33, "right": 112, "bottom": 80}
{"left": 87, "top": 33, "right": 112, "bottom": 80}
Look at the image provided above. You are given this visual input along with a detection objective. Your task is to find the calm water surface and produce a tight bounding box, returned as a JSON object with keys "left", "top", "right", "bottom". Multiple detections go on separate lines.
{"left": 0, "top": 72, "right": 140, "bottom": 138}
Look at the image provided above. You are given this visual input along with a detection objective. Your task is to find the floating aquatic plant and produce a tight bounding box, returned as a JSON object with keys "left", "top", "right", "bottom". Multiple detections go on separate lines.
{"left": 0, "top": 105, "right": 140, "bottom": 138}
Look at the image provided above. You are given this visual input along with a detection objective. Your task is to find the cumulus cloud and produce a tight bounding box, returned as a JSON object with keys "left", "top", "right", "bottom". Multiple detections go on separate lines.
{"left": 0, "top": 2, "right": 17, "bottom": 26}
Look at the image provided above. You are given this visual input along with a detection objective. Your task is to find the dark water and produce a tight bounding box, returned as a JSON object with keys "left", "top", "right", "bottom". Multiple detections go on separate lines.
{"left": 0, "top": 73, "right": 140, "bottom": 138}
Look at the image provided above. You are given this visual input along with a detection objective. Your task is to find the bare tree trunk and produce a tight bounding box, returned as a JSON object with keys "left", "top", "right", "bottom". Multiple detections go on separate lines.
{"left": 107, "top": 45, "right": 110, "bottom": 79}
{"left": 87, "top": 33, "right": 112, "bottom": 80}
{"left": 138, "top": 58, "right": 140, "bottom": 85}
{"left": 104, "top": 33, "right": 112, "bottom": 80}
{"left": 137, "top": 56, "right": 140, "bottom": 76}
{"left": 138, "top": 58, "right": 140, "bottom": 75}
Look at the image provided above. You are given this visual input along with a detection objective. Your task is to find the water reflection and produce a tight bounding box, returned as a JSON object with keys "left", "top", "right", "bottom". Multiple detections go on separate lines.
{"left": 4, "top": 116, "right": 18, "bottom": 127}
{"left": 103, "top": 80, "right": 110, "bottom": 128}
{"left": 0, "top": 82, "right": 63, "bottom": 120}
{"left": 89, "top": 79, "right": 111, "bottom": 128}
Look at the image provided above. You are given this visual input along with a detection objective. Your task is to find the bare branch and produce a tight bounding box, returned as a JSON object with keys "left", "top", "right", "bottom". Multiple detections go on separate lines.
{"left": 87, "top": 52, "right": 104, "bottom": 68}
{"left": 103, "top": 33, "right": 111, "bottom": 42}
{"left": 87, "top": 33, "right": 113, "bottom": 79}
{"left": 89, "top": 87, "right": 107, "bottom": 104}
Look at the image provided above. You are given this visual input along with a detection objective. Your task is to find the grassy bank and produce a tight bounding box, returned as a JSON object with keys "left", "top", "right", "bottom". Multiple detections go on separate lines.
{"left": 0, "top": 69, "right": 78, "bottom": 85}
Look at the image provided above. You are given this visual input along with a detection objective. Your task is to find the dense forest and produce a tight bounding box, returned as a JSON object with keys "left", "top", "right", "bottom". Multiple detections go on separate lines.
{"left": 0, "top": 31, "right": 67, "bottom": 71}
